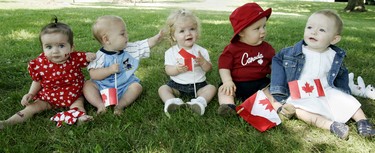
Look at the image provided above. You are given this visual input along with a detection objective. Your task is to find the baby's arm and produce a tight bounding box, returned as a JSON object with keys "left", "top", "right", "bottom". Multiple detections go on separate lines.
{"left": 21, "top": 81, "right": 41, "bottom": 106}
{"left": 219, "top": 69, "right": 236, "bottom": 96}
{"left": 89, "top": 64, "right": 119, "bottom": 80}
{"left": 85, "top": 52, "right": 96, "bottom": 62}
{"left": 165, "top": 65, "right": 188, "bottom": 76}
{"left": 147, "top": 30, "right": 163, "bottom": 48}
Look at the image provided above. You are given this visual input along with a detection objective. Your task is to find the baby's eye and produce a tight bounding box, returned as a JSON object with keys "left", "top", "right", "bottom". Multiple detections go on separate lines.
{"left": 190, "top": 27, "right": 196, "bottom": 31}
{"left": 45, "top": 45, "right": 52, "bottom": 49}
{"left": 179, "top": 30, "right": 184, "bottom": 33}
{"left": 306, "top": 26, "right": 312, "bottom": 29}
{"left": 59, "top": 44, "right": 65, "bottom": 48}
{"left": 319, "top": 28, "right": 326, "bottom": 32}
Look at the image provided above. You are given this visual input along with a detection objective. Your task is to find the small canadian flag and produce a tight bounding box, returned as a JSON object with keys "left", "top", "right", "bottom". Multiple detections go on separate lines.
{"left": 236, "top": 90, "right": 281, "bottom": 132}
{"left": 178, "top": 48, "right": 196, "bottom": 71}
{"left": 100, "top": 88, "right": 118, "bottom": 107}
{"left": 288, "top": 79, "right": 325, "bottom": 100}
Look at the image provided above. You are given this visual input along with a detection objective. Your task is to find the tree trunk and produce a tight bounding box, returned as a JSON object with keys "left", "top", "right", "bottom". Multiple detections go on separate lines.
{"left": 345, "top": 0, "right": 366, "bottom": 12}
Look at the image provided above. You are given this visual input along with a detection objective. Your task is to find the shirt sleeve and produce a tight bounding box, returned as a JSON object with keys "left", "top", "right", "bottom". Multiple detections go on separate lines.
{"left": 164, "top": 47, "right": 176, "bottom": 66}
{"left": 200, "top": 48, "right": 211, "bottom": 63}
{"left": 218, "top": 45, "right": 233, "bottom": 69}
{"left": 28, "top": 58, "right": 41, "bottom": 82}
{"left": 71, "top": 52, "right": 88, "bottom": 68}
{"left": 126, "top": 39, "right": 150, "bottom": 60}
{"left": 87, "top": 51, "right": 105, "bottom": 70}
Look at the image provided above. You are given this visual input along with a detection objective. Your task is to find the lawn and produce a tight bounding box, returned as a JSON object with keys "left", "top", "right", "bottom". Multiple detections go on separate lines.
{"left": 0, "top": 0, "right": 375, "bottom": 152}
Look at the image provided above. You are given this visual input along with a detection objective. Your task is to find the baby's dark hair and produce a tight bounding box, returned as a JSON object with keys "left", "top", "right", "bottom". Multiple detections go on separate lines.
{"left": 39, "top": 16, "right": 74, "bottom": 46}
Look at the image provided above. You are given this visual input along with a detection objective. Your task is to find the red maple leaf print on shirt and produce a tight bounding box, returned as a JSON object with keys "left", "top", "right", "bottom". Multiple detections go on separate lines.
{"left": 302, "top": 82, "right": 314, "bottom": 95}
{"left": 259, "top": 98, "right": 274, "bottom": 112}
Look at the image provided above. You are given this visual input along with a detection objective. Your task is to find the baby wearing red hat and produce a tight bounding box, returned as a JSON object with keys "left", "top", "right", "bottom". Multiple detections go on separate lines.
{"left": 217, "top": 3, "right": 295, "bottom": 118}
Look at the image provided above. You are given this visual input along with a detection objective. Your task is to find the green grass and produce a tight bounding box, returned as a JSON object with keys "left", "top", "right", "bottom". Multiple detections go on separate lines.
{"left": 1, "top": 1, "right": 375, "bottom": 152}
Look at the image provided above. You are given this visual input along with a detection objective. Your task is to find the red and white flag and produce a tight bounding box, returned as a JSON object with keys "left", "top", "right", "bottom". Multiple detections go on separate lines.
{"left": 178, "top": 48, "right": 196, "bottom": 71}
{"left": 100, "top": 88, "right": 118, "bottom": 107}
{"left": 236, "top": 90, "right": 281, "bottom": 132}
{"left": 288, "top": 79, "right": 325, "bottom": 100}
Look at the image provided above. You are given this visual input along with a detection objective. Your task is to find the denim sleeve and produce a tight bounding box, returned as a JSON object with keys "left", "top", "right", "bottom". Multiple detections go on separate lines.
{"left": 270, "top": 51, "right": 290, "bottom": 103}
{"left": 334, "top": 64, "right": 351, "bottom": 94}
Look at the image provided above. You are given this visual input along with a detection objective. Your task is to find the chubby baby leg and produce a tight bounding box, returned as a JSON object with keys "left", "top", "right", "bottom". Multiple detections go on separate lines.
{"left": 83, "top": 80, "right": 106, "bottom": 114}
{"left": 114, "top": 82, "right": 143, "bottom": 115}
{"left": 0, "top": 100, "right": 51, "bottom": 129}
{"left": 0, "top": 121, "right": 4, "bottom": 129}
{"left": 296, "top": 109, "right": 333, "bottom": 130}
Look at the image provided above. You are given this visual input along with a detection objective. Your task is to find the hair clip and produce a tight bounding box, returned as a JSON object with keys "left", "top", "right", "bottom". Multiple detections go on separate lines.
{"left": 52, "top": 15, "right": 58, "bottom": 24}
{"left": 180, "top": 9, "right": 186, "bottom": 15}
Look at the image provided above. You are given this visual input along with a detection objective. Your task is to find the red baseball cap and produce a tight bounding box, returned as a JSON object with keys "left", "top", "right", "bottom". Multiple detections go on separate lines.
{"left": 230, "top": 3, "right": 272, "bottom": 43}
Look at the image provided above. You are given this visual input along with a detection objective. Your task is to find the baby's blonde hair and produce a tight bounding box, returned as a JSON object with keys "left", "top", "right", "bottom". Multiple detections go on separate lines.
{"left": 92, "top": 15, "right": 125, "bottom": 44}
{"left": 313, "top": 9, "right": 343, "bottom": 35}
{"left": 164, "top": 9, "right": 201, "bottom": 45}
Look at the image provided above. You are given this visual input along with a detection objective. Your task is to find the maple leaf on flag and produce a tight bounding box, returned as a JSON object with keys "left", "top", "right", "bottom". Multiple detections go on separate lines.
{"left": 101, "top": 94, "right": 107, "bottom": 102}
{"left": 302, "top": 82, "right": 314, "bottom": 95}
{"left": 258, "top": 98, "right": 274, "bottom": 112}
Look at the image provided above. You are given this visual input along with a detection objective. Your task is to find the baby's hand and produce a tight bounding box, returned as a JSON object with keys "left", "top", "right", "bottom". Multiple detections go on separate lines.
{"left": 109, "top": 63, "right": 120, "bottom": 74}
{"left": 21, "top": 93, "right": 34, "bottom": 106}
{"left": 219, "top": 81, "right": 236, "bottom": 96}
{"left": 86, "top": 53, "right": 96, "bottom": 62}
{"left": 155, "top": 30, "right": 164, "bottom": 43}
{"left": 176, "top": 65, "right": 188, "bottom": 74}
{"left": 195, "top": 51, "right": 207, "bottom": 66}
{"left": 148, "top": 30, "right": 164, "bottom": 48}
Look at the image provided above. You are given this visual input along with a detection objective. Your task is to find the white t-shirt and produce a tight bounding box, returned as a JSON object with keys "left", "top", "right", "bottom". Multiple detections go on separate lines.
{"left": 164, "top": 44, "right": 211, "bottom": 84}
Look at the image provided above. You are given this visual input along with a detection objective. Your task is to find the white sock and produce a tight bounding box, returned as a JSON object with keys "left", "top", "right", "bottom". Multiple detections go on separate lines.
{"left": 195, "top": 96, "right": 207, "bottom": 107}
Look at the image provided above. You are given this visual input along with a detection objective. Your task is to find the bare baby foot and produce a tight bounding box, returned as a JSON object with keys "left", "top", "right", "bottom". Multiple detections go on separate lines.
{"left": 0, "top": 121, "right": 4, "bottom": 130}
{"left": 113, "top": 107, "right": 123, "bottom": 116}
{"left": 77, "top": 115, "right": 93, "bottom": 125}
{"left": 97, "top": 107, "right": 107, "bottom": 115}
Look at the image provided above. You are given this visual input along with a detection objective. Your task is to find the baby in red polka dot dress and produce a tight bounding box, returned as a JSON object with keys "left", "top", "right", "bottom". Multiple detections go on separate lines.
{"left": 0, "top": 17, "right": 96, "bottom": 129}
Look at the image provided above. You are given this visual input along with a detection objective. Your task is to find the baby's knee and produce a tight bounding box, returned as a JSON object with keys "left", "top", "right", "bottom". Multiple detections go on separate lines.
{"left": 207, "top": 84, "right": 217, "bottom": 91}
{"left": 217, "top": 85, "right": 227, "bottom": 95}
{"left": 158, "top": 85, "right": 171, "bottom": 92}
{"left": 83, "top": 80, "right": 98, "bottom": 90}
{"left": 200, "top": 84, "right": 217, "bottom": 94}
{"left": 129, "top": 82, "right": 142, "bottom": 92}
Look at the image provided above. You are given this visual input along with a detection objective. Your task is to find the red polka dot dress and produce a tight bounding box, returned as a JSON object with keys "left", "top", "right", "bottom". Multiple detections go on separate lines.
{"left": 28, "top": 52, "right": 88, "bottom": 108}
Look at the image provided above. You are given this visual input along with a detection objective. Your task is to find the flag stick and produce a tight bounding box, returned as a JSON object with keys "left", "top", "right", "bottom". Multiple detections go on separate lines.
{"left": 192, "top": 57, "right": 197, "bottom": 98}
{"left": 115, "top": 58, "right": 118, "bottom": 104}
{"left": 237, "top": 107, "right": 244, "bottom": 114}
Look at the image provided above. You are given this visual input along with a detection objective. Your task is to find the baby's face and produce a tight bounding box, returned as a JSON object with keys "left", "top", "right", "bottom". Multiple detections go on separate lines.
{"left": 238, "top": 17, "right": 267, "bottom": 46}
{"left": 173, "top": 18, "right": 198, "bottom": 50}
{"left": 41, "top": 32, "right": 73, "bottom": 64}
{"left": 103, "top": 20, "right": 128, "bottom": 51}
{"left": 303, "top": 13, "right": 339, "bottom": 52}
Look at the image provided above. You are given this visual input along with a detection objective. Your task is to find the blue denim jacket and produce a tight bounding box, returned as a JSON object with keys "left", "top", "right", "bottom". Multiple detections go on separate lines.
{"left": 270, "top": 40, "right": 351, "bottom": 103}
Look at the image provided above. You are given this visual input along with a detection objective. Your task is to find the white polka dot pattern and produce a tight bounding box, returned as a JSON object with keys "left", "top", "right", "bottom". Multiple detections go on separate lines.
{"left": 28, "top": 52, "right": 88, "bottom": 108}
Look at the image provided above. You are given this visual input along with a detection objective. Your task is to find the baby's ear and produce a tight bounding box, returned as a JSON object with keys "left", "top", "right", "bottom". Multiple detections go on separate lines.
{"left": 101, "top": 34, "right": 109, "bottom": 44}
{"left": 330, "top": 35, "right": 341, "bottom": 45}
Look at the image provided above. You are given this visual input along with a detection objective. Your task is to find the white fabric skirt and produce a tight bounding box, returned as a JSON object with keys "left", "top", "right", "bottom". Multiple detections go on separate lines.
{"left": 286, "top": 87, "right": 361, "bottom": 123}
